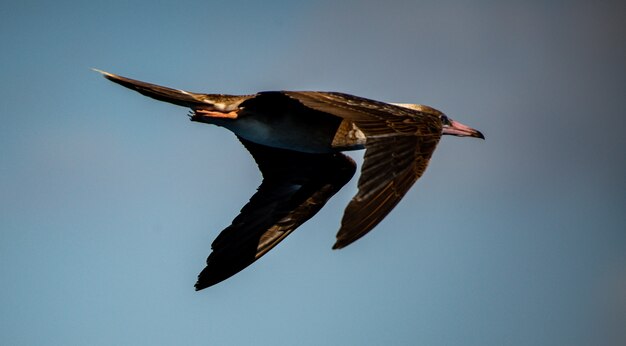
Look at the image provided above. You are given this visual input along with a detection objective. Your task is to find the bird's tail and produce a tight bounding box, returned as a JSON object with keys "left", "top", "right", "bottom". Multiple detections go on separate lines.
{"left": 93, "top": 68, "right": 214, "bottom": 109}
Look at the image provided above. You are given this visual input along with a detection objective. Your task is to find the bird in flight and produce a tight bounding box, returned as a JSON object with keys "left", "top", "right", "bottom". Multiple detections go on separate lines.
{"left": 95, "top": 69, "right": 484, "bottom": 290}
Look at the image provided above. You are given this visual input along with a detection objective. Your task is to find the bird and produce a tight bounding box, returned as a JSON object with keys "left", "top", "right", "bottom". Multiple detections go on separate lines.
{"left": 94, "top": 69, "right": 484, "bottom": 290}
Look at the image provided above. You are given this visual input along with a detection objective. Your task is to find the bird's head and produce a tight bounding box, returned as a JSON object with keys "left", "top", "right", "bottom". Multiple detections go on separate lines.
{"left": 393, "top": 103, "right": 484, "bottom": 139}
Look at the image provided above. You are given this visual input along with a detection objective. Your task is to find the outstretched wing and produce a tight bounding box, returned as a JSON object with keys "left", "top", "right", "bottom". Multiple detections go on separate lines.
{"left": 195, "top": 138, "right": 356, "bottom": 290}
{"left": 94, "top": 69, "right": 252, "bottom": 111}
{"left": 282, "top": 92, "right": 443, "bottom": 249}
{"left": 333, "top": 135, "right": 439, "bottom": 248}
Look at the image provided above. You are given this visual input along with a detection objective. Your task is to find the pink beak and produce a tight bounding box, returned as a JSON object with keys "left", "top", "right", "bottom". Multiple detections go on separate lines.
{"left": 442, "top": 119, "right": 485, "bottom": 139}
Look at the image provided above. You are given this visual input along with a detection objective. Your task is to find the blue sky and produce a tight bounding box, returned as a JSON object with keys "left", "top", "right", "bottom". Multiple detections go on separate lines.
{"left": 1, "top": 0, "right": 625, "bottom": 345}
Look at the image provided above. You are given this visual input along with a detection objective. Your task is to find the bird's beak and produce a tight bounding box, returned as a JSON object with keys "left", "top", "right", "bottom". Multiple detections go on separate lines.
{"left": 442, "top": 119, "right": 485, "bottom": 139}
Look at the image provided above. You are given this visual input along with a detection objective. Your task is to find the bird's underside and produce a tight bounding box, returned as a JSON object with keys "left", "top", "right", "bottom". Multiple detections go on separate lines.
{"left": 95, "top": 69, "right": 483, "bottom": 290}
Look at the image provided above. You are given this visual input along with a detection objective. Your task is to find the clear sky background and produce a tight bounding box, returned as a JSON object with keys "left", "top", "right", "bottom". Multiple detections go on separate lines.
{"left": 1, "top": 0, "right": 625, "bottom": 345}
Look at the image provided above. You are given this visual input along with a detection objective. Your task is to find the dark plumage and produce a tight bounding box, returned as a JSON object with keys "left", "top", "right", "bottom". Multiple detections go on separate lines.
{"left": 95, "top": 69, "right": 484, "bottom": 290}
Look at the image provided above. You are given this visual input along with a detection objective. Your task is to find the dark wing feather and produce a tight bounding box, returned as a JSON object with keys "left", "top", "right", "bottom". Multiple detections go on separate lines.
{"left": 282, "top": 92, "right": 443, "bottom": 249}
{"left": 95, "top": 69, "right": 253, "bottom": 110}
{"left": 283, "top": 91, "right": 435, "bottom": 136}
{"left": 333, "top": 135, "right": 440, "bottom": 249}
{"left": 195, "top": 138, "right": 356, "bottom": 290}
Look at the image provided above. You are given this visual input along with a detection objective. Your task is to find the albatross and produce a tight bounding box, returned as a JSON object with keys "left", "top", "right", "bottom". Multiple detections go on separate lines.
{"left": 95, "top": 69, "right": 484, "bottom": 290}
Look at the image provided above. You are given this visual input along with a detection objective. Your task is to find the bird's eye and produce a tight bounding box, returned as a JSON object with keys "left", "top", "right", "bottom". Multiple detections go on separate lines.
{"left": 441, "top": 115, "right": 450, "bottom": 125}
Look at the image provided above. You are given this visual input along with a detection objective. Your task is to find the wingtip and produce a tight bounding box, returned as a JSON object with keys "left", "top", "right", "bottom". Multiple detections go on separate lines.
{"left": 194, "top": 277, "right": 209, "bottom": 291}
{"left": 91, "top": 68, "right": 116, "bottom": 79}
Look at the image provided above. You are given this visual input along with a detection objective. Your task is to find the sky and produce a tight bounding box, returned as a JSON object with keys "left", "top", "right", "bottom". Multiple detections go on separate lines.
{"left": 1, "top": 0, "right": 625, "bottom": 345}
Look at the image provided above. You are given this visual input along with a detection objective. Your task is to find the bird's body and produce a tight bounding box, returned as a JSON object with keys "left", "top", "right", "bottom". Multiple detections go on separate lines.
{"left": 95, "top": 69, "right": 484, "bottom": 290}
{"left": 204, "top": 92, "right": 352, "bottom": 153}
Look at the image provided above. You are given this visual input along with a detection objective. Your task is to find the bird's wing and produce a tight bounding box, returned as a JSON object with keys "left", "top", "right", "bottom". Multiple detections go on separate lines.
{"left": 195, "top": 138, "right": 356, "bottom": 290}
{"left": 333, "top": 135, "right": 439, "bottom": 248}
{"left": 94, "top": 69, "right": 252, "bottom": 110}
{"left": 283, "top": 91, "right": 440, "bottom": 137}
{"left": 282, "top": 92, "right": 442, "bottom": 249}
